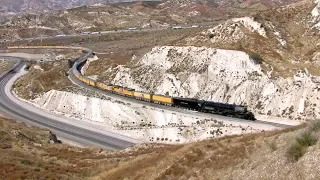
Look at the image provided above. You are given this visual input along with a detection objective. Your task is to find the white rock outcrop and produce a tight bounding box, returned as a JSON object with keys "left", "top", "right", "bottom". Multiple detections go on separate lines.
{"left": 30, "top": 89, "right": 265, "bottom": 143}
{"left": 232, "top": 17, "right": 267, "bottom": 37}
{"left": 312, "top": 0, "right": 320, "bottom": 29}
{"left": 112, "top": 46, "right": 320, "bottom": 121}
{"left": 192, "top": 16, "right": 267, "bottom": 45}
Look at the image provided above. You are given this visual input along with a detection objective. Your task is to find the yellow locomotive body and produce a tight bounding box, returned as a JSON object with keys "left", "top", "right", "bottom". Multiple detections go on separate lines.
{"left": 152, "top": 95, "right": 173, "bottom": 105}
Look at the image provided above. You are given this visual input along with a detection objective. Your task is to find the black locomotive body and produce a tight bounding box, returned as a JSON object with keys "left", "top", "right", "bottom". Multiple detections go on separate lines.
{"left": 172, "top": 98, "right": 201, "bottom": 110}
{"left": 172, "top": 97, "right": 256, "bottom": 120}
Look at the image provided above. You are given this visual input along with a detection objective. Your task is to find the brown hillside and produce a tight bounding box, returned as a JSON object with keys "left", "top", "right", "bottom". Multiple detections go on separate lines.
{"left": 2, "top": 114, "right": 320, "bottom": 180}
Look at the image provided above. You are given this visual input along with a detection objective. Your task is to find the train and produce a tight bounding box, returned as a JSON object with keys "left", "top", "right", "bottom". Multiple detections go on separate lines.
{"left": 72, "top": 50, "right": 256, "bottom": 120}
{"left": 76, "top": 76, "right": 256, "bottom": 120}
{"left": 7, "top": 46, "right": 256, "bottom": 120}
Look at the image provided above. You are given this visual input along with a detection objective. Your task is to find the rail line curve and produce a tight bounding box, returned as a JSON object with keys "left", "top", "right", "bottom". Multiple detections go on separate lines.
{"left": 6, "top": 46, "right": 293, "bottom": 129}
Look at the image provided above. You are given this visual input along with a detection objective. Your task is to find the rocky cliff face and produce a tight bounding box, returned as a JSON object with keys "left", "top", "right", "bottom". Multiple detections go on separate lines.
{"left": 111, "top": 46, "right": 320, "bottom": 121}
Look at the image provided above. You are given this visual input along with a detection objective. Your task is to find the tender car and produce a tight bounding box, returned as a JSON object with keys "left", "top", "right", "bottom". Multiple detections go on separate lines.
{"left": 172, "top": 97, "right": 201, "bottom": 110}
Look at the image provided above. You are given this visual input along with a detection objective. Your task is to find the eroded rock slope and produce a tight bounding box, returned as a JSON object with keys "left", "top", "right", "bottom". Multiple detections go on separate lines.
{"left": 111, "top": 46, "right": 320, "bottom": 121}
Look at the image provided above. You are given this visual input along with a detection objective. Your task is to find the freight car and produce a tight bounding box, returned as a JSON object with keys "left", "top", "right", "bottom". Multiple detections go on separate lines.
{"left": 133, "top": 91, "right": 152, "bottom": 102}
{"left": 123, "top": 88, "right": 135, "bottom": 97}
{"left": 96, "top": 82, "right": 113, "bottom": 92}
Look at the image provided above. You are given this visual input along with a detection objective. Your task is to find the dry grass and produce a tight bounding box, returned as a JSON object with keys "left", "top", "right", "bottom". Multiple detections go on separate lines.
{"left": 1, "top": 114, "right": 319, "bottom": 180}
{"left": 287, "top": 119, "right": 320, "bottom": 161}
{"left": 95, "top": 126, "right": 306, "bottom": 180}
{"left": 14, "top": 60, "right": 73, "bottom": 99}
{"left": 8, "top": 49, "right": 83, "bottom": 99}
{"left": 0, "top": 60, "right": 14, "bottom": 74}
{"left": 0, "top": 116, "right": 119, "bottom": 179}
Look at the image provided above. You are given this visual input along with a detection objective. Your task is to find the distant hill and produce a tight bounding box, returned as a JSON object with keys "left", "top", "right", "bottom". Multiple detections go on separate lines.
{"left": 0, "top": 0, "right": 299, "bottom": 40}
{"left": 0, "top": 0, "right": 160, "bottom": 15}
{"left": 0, "top": 0, "right": 299, "bottom": 15}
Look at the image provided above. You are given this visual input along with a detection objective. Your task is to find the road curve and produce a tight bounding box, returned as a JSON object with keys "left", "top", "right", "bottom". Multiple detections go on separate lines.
{"left": 0, "top": 59, "right": 137, "bottom": 150}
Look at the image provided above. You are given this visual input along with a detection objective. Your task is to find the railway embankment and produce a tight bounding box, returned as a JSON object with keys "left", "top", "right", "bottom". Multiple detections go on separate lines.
{"left": 28, "top": 88, "right": 274, "bottom": 143}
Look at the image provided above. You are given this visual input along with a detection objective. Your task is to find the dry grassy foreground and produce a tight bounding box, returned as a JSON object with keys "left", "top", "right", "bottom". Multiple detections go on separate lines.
{"left": 95, "top": 124, "right": 320, "bottom": 180}
{"left": 1, "top": 114, "right": 320, "bottom": 180}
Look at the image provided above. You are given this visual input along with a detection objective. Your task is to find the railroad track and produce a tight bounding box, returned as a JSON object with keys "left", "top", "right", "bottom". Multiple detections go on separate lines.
{"left": 5, "top": 46, "right": 293, "bottom": 129}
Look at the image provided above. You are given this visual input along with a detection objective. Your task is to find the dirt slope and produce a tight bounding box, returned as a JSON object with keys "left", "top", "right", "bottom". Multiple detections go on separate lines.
{"left": 0, "top": 116, "right": 105, "bottom": 179}
{"left": 1, "top": 107, "right": 320, "bottom": 180}
{"left": 93, "top": 122, "right": 320, "bottom": 180}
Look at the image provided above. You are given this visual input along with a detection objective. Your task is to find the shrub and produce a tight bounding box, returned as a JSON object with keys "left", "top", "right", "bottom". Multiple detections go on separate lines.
{"left": 34, "top": 168, "right": 40, "bottom": 172}
{"left": 20, "top": 159, "right": 32, "bottom": 165}
{"left": 296, "top": 131, "right": 318, "bottom": 147}
{"left": 309, "top": 119, "right": 320, "bottom": 132}
{"left": 141, "top": 1, "right": 161, "bottom": 8}
{"left": 287, "top": 131, "right": 318, "bottom": 162}
{"left": 249, "top": 52, "right": 263, "bottom": 64}
{"left": 268, "top": 139, "right": 277, "bottom": 151}
{"left": 209, "top": 34, "right": 215, "bottom": 39}
{"left": 286, "top": 142, "right": 306, "bottom": 162}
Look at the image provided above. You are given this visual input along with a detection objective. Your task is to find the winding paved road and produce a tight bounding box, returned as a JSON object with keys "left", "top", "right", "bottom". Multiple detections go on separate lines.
{"left": 0, "top": 58, "right": 137, "bottom": 150}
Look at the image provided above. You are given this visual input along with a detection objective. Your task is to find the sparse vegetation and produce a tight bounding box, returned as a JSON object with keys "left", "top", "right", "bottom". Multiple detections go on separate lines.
{"left": 20, "top": 159, "right": 33, "bottom": 166}
{"left": 12, "top": 51, "right": 79, "bottom": 99}
{"left": 1, "top": 113, "right": 320, "bottom": 179}
{"left": 309, "top": 119, "right": 320, "bottom": 132}
{"left": 268, "top": 139, "right": 278, "bottom": 151}
{"left": 287, "top": 142, "right": 306, "bottom": 161}
{"left": 249, "top": 52, "right": 263, "bottom": 64}
{"left": 287, "top": 120, "right": 320, "bottom": 161}
{"left": 295, "top": 131, "right": 318, "bottom": 147}
{"left": 141, "top": 1, "right": 162, "bottom": 8}
{"left": 0, "top": 61, "right": 15, "bottom": 74}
